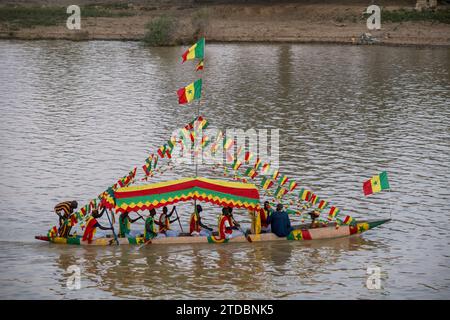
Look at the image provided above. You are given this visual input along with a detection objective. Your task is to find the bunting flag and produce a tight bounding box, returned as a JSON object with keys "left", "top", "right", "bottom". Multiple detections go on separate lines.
{"left": 278, "top": 175, "right": 288, "bottom": 186}
{"left": 157, "top": 145, "right": 166, "bottom": 158}
{"left": 47, "top": 226, "right": 58, "bottom": 239}
{"left": 262, "top": 163, "right": 270, "bottom": 174}
{"left": 338, "top": 215, "right": 354, "bottom": 225}
{"left": 89, "top": 199, "right": 97, "bottom": 211}
{"left": 181, "top": 38, "right": 205, "bottom": 63}
{"left": 177, "top": 79, "right": 203, "bottom": 104}
{"left": 274, "top": 186, "right": 288, "bottom": 199}
{"left": 244, "top": 151, "right": 254, "bottom": 163}
{"left": 223, "top": 136, "right": 234, "bottom": 151}
{"left": 309, "top": 194, "right": 319, "bottom": 205}
{"left": 201, "top": 135, "right": 210, "bottom": 148}
{"left": 288, "top": 181, "right": 298, "bottom": 192}
{"left": 318, "top": 199, "right": 329, "bottom": 210}
{"left": 327, "top": 206, "right": 340, "bottom": 221}
{"left": 260, "top": 176, "right": 274, "bottom": 190}
{"left": 195, "top": 60, "right": 204, "bottom": 71}
{"left": 232, "top": 159, "right": 242, "bottom": 171}
{"left": 245, "top": 167, "right": 258, "bottom": 179}
{"left": 272, "top": 170, "right": 280, "bottom": 180}
{"left": 363, "top": 171, "right": 390, "bottom": 196}
{"left": 299, "top": 188, "right": 312, "bottom": 201}
{"left": 253, "top": 158, "right": 262, "bottom": 170}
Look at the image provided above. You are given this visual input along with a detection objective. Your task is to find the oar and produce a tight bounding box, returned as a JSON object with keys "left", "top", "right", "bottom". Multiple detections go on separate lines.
{"left": 105, "top": 209, "right": 119, "bottom": 245}
{"left": 137, "top": 238, "right": 152, "bottom": 250}
{"left": 174, "top": 207, "right": 184, "bottom": 233}
{"left": 232, "top": 217, "right": 252, "bottom": 243}
{"left": 135, "top": 212, "right": 146, "bottom": 221}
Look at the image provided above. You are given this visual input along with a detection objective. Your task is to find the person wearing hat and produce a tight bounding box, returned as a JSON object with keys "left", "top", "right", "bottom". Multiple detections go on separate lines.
{"left": 267, "top": 203, "right": 293, "bottom": 237}
{"left": 54, "top": 200, "right": 78, "bottom": 238}
{"left": 82, "top": 208, "right": 113, "bottom": 244}
{"left": 189, "top": 204, "right": 213, "bottom": 236}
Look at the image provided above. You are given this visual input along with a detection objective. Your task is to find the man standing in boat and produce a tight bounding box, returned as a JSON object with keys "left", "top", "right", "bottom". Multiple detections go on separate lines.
{"left": 159, "top": 206, "right": 180, "bottom": 237}
{"left": 189, "top": 204, "right": 213, "bottom": 236}
{"left": 267, "top": 204, "right": 294, "bottom": 237}
{"left": 118, "top": 210, "right": 143, "bottom": 238}
{"left": 54, "top": 200, "right": 78, "bottom": 237}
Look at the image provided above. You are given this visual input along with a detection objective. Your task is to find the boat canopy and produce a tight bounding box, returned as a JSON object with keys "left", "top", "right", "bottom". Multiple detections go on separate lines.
{"left": 109, "top": 177, "right": 261, "bottom": 213}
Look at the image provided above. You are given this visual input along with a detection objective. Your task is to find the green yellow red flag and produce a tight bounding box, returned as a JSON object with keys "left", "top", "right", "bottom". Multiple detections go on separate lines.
{"left": 181, "top": 38, "right": 205, "bottom": 63}
{"left": 177, "top": 79, "right": 202, "bottom": 104}
{"left": 363, "top": 171, "right": 390, "bottom": 196}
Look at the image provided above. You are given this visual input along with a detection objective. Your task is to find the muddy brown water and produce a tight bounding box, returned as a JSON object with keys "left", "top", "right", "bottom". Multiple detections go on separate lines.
{"left": 0, "top": 40, "right": 449, "bottom": 299}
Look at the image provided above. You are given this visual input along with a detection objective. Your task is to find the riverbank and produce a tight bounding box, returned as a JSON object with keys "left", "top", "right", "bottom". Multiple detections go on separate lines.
{"left": 1, "top": 1, "right": 450, "bottom": 46}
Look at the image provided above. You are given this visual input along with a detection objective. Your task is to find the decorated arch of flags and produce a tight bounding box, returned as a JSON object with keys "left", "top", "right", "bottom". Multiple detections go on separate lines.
{"left": 61, "top": 37, "right": 390, "bottom": 234}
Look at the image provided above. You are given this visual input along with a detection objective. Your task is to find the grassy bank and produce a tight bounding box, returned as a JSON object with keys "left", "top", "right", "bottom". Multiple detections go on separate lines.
{"left": 382, "top": 8, "right": 450, "bottom": 24}
{"left": 0, "top": 5, "right": 135, "bottom": 30}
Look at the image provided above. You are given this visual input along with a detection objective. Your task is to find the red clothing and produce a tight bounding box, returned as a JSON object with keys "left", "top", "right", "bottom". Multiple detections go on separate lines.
{"left": 82, "top": 217, "right": 98, "bottom": 243}
{"left": 218, "top": 215, "right": 232, "bottom": 239}
{"left": 259, "top": 208, "right": 270, "bottom": 228}
{"left": 190, "top": 213, "right": 200, "bottom": 233}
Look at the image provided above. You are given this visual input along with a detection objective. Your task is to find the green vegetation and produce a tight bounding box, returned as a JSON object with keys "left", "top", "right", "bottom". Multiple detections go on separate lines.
{"left": 0, "top": 5, "right": 135, "bottom": 30}
{"left": 381, "top": 8, "right": 450, "bottom": 24}
{"left": 143, "top": 15, "right": 177, "bottom": 46}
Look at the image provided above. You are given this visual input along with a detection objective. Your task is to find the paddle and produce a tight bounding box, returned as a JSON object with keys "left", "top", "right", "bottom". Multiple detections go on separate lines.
{"left": 232, "top": 217, "right": 252, "bottom": 243}
{"left": 174, "top": 207, "right": 184, "bottom": 233}
{"left": 137, "top": 238, "right": 152, "bottom": 250}
{"left": 105, "top": 209, "right": 119, "bottom": 245}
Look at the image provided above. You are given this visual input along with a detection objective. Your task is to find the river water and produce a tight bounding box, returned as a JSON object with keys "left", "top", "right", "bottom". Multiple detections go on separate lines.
{"left": 0, "top": 40, "right": 449, "bottom": 299}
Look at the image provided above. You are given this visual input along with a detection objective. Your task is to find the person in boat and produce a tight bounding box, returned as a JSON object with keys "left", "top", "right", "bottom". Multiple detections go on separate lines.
{"left": 54, "top": 200, "right": 78, "bottom": 238}
{"left": 250, "top": 201, "right": 273, "bottom": 234}
{"left": 218, "top": 207, "right": 242, "bottom": 240}
{"left": 159, "top": 206, "right": 180, "bottom": 237}
{"left": 267, "top": 203, "right": 294, "bottom": 237}
{"left": 190, "top": 204, "right": 213, "bottom": 236}
{"left": 309, "top": 210, "right": 321, "bottom": 228}
{"left": 118, "top": 210, "right": 143, "bottom": 238}
{"left": 259, "top": 201, "right": 273, "bottom": 233}
{"left": 144, "top": 209, "right": 163, "bottom": 240}
{"left": 82, "top": 208, "right": 113, "bottom": 244}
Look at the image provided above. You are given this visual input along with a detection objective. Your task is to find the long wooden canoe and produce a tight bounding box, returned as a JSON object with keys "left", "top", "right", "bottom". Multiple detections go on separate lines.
{"left": 35, "top": 219, "right": 390, "bottom": 246}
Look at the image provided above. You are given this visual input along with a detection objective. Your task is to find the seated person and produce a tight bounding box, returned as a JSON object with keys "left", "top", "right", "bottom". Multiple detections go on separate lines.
{"left": 218, "top": 207, "right": 242, "bottom": 240}
{"left": 190, "top": 204, "right": 213, "bottom": 236}
{"left": 159, "top": 206, "right": 180, "bottom": 237}
{"left": 144, "top": 209, "right": 164, "bottom": 240}
{"left": 267, "top": 204, "right": 294, "bottom": 237}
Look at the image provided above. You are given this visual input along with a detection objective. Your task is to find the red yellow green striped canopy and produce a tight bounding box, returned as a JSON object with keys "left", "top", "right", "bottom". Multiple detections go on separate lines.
{"left": 113, "top": 177, "right": 261, "bottom": 213}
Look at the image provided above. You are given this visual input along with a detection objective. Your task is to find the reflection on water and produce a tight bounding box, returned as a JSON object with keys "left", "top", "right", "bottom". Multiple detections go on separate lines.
{"left": 0, "top": 41, "right": 449, "bottom": 299}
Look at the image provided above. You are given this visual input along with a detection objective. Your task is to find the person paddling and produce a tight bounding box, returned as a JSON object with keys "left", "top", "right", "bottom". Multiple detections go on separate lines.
{"left": 118, "top": 210, "right": 143, "bottom": 238}
{"left": 159, "top": 206, "right": 180, "bottom": 237}
{"left": 190, "top": 204, "right": 213, "bottom": 236}
{"left": 218, "top": 207, "right": 242, "bottom": 240}
{"left": 144, "top": 209, "right": 159, "bottom": 241}
{"left": 267, "top": 203, "right": 294, "bottom": 237}
{"left": 82, "top": 208, "right": 113, "bottom": 244}
{"left": 54, "top": 200, "right": 78, "bottom": 238}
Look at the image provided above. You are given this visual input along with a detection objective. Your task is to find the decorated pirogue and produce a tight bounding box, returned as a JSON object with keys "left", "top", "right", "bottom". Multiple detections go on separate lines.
{"left": 36, "top": 38, "right": 390, "bottom": 246}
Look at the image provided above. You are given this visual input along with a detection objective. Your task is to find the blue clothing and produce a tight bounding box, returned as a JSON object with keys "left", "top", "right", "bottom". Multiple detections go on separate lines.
{"left": 267, "top": 210, "right": 293, "bottom": 237}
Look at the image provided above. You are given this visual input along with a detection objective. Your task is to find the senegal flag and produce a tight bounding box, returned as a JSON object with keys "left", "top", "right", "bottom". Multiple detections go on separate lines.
{"left": 182, "top": 38, "right": 205, "bottom": 63}
{"left": 177, "top": 79, "right": 202, "bottom": 104}
{"left": 363, "top": 171, "right": 390, "bottom": 196}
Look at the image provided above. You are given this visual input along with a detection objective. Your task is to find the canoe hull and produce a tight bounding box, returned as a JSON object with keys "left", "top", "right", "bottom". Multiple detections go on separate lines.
{"left": 35, "top": 219, "right": 390, "bottom": 246}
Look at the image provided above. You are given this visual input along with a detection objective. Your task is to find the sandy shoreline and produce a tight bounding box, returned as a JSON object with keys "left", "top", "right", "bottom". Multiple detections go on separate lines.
{"left": 1, "top": 2, "right": 449, "bottom": 47}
